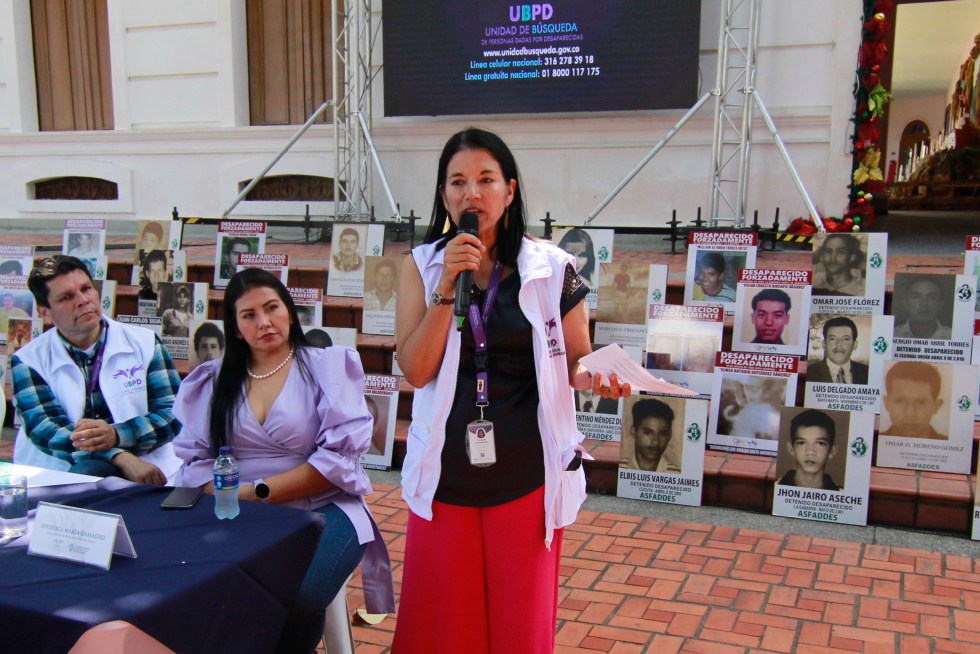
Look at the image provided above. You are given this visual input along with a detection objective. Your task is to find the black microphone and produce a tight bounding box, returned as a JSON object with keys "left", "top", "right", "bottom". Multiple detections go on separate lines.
{"left": 454, "top": 211, "right": 480, "bottom": 321}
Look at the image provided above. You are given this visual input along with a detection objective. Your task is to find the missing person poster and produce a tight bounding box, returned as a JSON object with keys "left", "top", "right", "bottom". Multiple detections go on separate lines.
{"left": 965, "top": 236, "right": 980, "bottom": 319}
{"left": 804, "top": 313, "right": 894, "bottom": 413}
{"left": 3, "top": 317, "right": 42, "bottom": 389}
{"left": 0, "top": 246, "right": 34, "bottom": 277}
{"left": 135, "top": 220, "right": 183, "bottom": 258}
{"left": 6, "top": 317, "right": 41, "bottom": 362}
{"left": 709, "top": 352, "right": 800, "bottom": 456}
{"left": 326, "top": 224, "right": 385, "bottom": 298}
{"left": 214, "top": 221, "right": 266, "bottom": 289}
{"left": 594, "top": 262, "right": 652, "bottom": 350}
{"left": 62, "top": 219, "right": 106, "bottom": 258}
{"left": 187, "top": 319, "right": 225, "bottom": 373}
{"left": 891, "top": 272, "right": 976, "bottom": 364}
{"left": 810, "top": 232, "right": 888, "bottom": 315}
{"left": 156, "top": 282, "right": 208, "bottom": 359}
{"left": 875, "top": 360, "right": 980, "bottom": 474}
{"left": 575, "top": 375, "right": 623, "bottom": 442}
{"left": 772, "top": 406, "right": 874, "bottom": 526}
{"left": 135, "top": 250, "right": 188, "bottom": 316}
{"left": 290, "top": 288, "right": 323, "bottom": 328}
{"left": 684, "top": 231, "right": 758, "bottom": 314}
{"left": 732, "top": 270, "right": 812, "bottom": 356}
{"left": 552, "top": 227, "right": 614, "bottom": 311}
{"left": 617, "top": 394, "right": 708, "bottom": 507}
{"left": 238, "top": 253, "right": 289, "bottom": 284}
{"left": 644, "top": 304, "right": 724, "bottom": 396}
{"left": 361, "top": 374, "right": 399, "bottom": 470}
{"left": 362, "top": 255, "right": 399, "bottom": 336}
{"left": 0, "top": 275, "right": 35, "bottom": 345}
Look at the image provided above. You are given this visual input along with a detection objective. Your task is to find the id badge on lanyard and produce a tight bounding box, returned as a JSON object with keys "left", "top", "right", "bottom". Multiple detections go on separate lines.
{"left": 465, "top": 261, "right": 503, "bottom": 468}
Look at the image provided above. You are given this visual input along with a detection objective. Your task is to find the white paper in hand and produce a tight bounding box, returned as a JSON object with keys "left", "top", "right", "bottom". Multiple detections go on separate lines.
{"left": 580, "top": 344, "right": 699, "bottom": 396}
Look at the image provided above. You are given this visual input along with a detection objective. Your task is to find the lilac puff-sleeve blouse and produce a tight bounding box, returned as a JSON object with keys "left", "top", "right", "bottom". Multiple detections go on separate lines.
{"left": 172, "top": 345, "right": 395, "bottom": 613}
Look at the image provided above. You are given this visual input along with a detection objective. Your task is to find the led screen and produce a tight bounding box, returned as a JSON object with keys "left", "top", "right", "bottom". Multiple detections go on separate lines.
{"left": 382, "top": 1, "right": 702, "bottom": 116}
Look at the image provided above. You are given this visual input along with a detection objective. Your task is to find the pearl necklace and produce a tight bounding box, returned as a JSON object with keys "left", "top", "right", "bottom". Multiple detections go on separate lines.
{"left": 246, "top": 346, "right": 294, "bottom": 380}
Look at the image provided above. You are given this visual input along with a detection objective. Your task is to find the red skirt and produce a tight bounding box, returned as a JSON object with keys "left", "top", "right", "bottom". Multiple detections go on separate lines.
{"left": 391, "top": 486, "right": 563, "bottom": 654}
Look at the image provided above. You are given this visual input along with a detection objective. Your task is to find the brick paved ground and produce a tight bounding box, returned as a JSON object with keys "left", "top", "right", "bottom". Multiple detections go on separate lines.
{"left": 338, "top": 483, "right": 980, "bottom": 654}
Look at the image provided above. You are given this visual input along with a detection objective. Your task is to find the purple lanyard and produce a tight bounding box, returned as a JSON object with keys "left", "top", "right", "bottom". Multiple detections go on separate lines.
{"left": 468, "top": 260, "right": 504, "bottom": 407}
{"left": 85, "top": 325, "right": 108, "bottom": 418}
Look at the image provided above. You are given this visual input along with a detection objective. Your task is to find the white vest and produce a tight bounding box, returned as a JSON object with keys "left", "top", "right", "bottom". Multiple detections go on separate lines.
{"left": 13, "top": 317, "right": 177, "bottom": 474}
{"left": 402, "top": 237, "right": 587, "bottom": 546}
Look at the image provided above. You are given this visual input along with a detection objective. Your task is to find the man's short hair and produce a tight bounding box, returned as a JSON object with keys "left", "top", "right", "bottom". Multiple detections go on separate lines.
{"left": 375, "top": 259, "right": 397, "bottom": 276}
{"left": 144, "top": 249, "right": 168, "bottom": 269}
{"left": 698, "top": 252, "right": 726, "bottom": 273}
{"left": 789, "top": 409, "right": 836, "bottom": 447}
{"left": 193, "top": 321, "right": 225, "bottom": 350}
{"left": 225, "top": 237, "right": 251, "bottom": 252}
{"left": 305, "top": 328, "right": 333, "bottom": 348}
{"left": 27, "top": 255, "right": 93, "bottom": 307}
{"left": 142, "top": 222, "right": 164, "bottom": 240}
{"left": 821, "top": 316, "right": 858, "bottom": 340}
{"left": 751, "top": 288, "right": 791, "bottom": 312}
{"left": 822, "top": 234, "right": 862, "bottom": 262}
{"left": 885, "top": 361, "right": 942, "bottom": 398}
{"left": 631, "top": 398, "right": 675, "bottom": 428}
{"left": 340, "top": 227, "right": 360, "bottom": 242}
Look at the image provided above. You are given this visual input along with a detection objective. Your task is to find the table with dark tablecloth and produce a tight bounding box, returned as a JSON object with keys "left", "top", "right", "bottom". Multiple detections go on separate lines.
{"left": 0, "top": 478, "right": 324, "bottom": 654}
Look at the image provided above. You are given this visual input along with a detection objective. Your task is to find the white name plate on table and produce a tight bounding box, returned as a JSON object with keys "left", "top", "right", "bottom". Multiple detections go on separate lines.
{"left": 28, "top": 502, "right": 137, "bottom": 570}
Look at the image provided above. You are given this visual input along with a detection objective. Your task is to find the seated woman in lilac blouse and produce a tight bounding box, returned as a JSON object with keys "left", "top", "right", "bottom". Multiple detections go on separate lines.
{"left": 172, "top": 268, "right": 394, "bottom": 654}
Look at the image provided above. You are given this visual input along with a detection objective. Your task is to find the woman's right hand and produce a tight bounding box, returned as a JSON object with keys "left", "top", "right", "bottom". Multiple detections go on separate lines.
{"left": 436, "top": 231, "right": 486, "bottom": 297}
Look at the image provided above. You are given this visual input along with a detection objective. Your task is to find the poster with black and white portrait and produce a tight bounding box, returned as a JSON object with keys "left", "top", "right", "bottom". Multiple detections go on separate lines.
{"left": 617, "top": 394, "right": 708, "bottom": 507}
{"left": 891, "top": 272, "right": 976, "bottom": 364}
{"left": 810, "top": 232, "right": 887, "bottom": 315}
{"left": 772, "top": 406, "right": 874, "bottom": 526}
{"left": 552, "top": 227, "right": 615, "bottom": 311}
{"left": 876, "top": 360, "right": 979, "bottom": 474}
{"left": 326, "top": 224, "right": 385, "bottom": 298}
{"left": 803, "top": 312, "right": 894, "bottom": 413}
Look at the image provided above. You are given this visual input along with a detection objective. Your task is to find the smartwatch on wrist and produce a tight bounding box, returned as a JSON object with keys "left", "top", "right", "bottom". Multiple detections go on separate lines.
{"left": 254, "top": 479, "right": 271, "bottom": 502}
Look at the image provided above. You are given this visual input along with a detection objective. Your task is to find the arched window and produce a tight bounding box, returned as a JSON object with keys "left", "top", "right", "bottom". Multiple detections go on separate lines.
{"left": 898, "top": 120, "right": 930, "bottom": 168}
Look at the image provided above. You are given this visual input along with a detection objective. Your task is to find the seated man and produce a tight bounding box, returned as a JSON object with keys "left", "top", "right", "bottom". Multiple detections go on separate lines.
{"left": 777, "top": 409, "right": 841, "bottom": 490}
{"left": 11, "top": 256, "right": 182, "bottom": 484}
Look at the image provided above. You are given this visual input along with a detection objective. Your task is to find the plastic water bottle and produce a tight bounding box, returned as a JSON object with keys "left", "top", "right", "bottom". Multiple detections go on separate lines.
{"left": 213, "top": 446, "right": 240, "bottom": 520}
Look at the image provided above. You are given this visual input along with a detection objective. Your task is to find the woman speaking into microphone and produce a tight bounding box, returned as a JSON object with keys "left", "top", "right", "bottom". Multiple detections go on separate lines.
{"left": 392, "top": 128, "right": 630, "bottom": 652}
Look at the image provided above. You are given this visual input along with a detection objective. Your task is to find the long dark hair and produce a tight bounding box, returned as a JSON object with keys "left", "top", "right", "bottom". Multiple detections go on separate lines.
{"left": 208, "top": 268, "right": 312, "bottom": 454}
{"left": 422, "top": 127, "right": 527, "bottom": 267}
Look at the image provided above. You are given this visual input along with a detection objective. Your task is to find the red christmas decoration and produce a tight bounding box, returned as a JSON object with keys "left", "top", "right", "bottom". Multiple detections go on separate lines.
{"left": 875, "top": 0, "right": 894, "bottom": 14}
{"left": 856, "top": 122, "right": 880, "bottom": 150}
{"left": 787, "top": 216, "right": 819, "bottom": 236}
